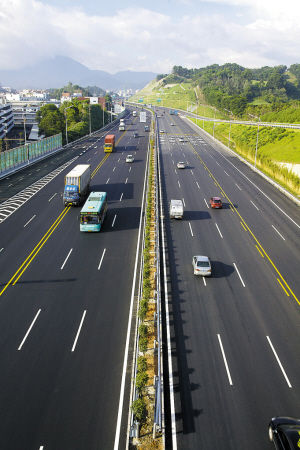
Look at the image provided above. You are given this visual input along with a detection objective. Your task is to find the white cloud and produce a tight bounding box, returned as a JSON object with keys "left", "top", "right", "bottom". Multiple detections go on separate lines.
{"left": 0, "top": 0, "right": 299, "bottom": 74}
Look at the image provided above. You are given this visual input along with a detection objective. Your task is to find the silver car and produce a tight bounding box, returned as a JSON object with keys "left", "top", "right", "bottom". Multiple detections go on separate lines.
{"left": 126, "top": 155, "right": 134, "bottom": 163}
{"left": 192, "top": 256, "right": 212, "bottom": 276}
{"left": 177, "top": 162, "right": 186, "bottom": 169}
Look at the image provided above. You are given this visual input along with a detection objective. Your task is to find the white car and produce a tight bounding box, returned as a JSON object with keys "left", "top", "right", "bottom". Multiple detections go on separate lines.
{"left": 126, "top": 155, "right": 134, "bottom": 163}
{"left": 160, "top": 129, "right": 165, "bottom": 133}
{"left": 170, "top": 123, "right": 175, "bottom": 126}
{"left": 177, "top": 162, "right": 186, "bottom": 169}
{"left": 192, "top": 256, "right": 212, "bottom": 276}
{"left": 178, "top": 137, "right": 184, "bottom": 142}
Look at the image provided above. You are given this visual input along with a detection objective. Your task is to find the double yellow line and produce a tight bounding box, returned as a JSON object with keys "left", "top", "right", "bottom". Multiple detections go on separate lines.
{"left": 92, "top": 153, "right": 110, "bottom": 178}
{"left": 191, "top": 147, "right": 299, "bottom": 305}
{"left": 0, "top": 206, "right": 71, "bottom": 296}
{"left": 0, "top": 133, "right": 126, "bottom": 294}
{"left": 91, "top": 129, "right": 129, "bottom": 179}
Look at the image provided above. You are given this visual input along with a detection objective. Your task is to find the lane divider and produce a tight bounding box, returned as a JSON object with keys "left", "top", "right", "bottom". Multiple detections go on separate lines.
{"left": 191, "top": 146, "right": 299, "bottom": 305}
{"left": 255, "top": 245, "right": 264, "bottom": 258}
{"left": 1, "top": 123, "right": 134, "bottom": 293}
{"left": 0, "top": 207, "right": 71, "bottom": 296}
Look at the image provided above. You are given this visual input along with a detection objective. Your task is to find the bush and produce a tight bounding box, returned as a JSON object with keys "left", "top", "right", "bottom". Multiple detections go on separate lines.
{"left": 139, "top": 323, "right": 148, "bottom": 338}
{"left": 139, "top": 336, "right": 148, "bottom": 352}
{"left": 131, "top": 397, "right": 146, "bottom": 423}
{"left": 136, "top": 371, "right": 149, "bottom": 391}
{"left": 137, "top": 356, "right": 147, "bottom": 372}
{"left": 139, "top": 298, "right": 148, "bottom": 321}
{"left": 143, "top": 262, "right": 150, "bottom": 278}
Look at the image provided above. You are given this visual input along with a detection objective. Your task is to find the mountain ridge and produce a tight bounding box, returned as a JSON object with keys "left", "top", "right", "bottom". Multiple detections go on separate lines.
{"left": 0, "top": 56, "right": 157, "bottom": 91}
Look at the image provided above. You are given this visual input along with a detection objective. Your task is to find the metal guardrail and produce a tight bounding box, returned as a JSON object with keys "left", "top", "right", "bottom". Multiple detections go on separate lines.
{"left": 127, "top": 101, "right": 300, "bottom": 130}
{"left": 153, "top": 116, "right": 162, "bottom": 437}
{"left": 0, "top": 112, "right": 126, "bottom": 180}
{"left": 128, "top": 109, "right": 163, "bottom": 443}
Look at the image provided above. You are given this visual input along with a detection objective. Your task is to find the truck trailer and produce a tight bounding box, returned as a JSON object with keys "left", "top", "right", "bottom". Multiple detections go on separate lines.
{"left": 169, "top": 199, "right": 184, "bottom": 219}
{"left": 63, "top": 164, "right": 91, "bottom": 206}
{"left": 104, "top": 134, "right": 115, "bottom": 152}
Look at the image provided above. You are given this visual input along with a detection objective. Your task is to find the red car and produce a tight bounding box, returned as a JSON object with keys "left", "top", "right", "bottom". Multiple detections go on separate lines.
{"left": 210, "top": 197, "right": 222, "bottom": 208}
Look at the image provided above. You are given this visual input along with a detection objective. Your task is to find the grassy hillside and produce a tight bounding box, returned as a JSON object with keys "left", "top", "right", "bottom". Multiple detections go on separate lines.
{"left": 130, "top": 70, "right": 300, "bottom": 195}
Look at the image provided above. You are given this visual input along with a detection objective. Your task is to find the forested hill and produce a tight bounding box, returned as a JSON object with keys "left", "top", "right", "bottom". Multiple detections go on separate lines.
{"left": 157, "top": 63, "right": 300, "bottom": 120}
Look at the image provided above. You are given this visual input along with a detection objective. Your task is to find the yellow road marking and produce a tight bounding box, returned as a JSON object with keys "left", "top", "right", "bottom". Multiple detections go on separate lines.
{"left": 0, "top": 207, "right": 71, "bottom": 295}
{"left": 255, "top": 245, "right": 264, "bottom": 258}
{"left": 240, "top": 221, "right": 247, "bottom": 231}
{"left": 1, "top": 122, "right": 137, "bottom": 293}
{"left": 12, "top": 207, "right": 71, "bottom": 285}
{"left": 277, "top": 278, "right": 290, "bottom": 296}
{"left": 189, "top": 144, "right": 299, "bottom": 305}
{"left": 91, "top": 153, "right": 110, "bottom": 178}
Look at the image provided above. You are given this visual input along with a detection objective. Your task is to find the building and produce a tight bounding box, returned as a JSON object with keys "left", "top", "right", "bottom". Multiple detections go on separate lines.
{"left": 0, "top": 100, "right": 14, "bottom": 139}
{"left": 5, "top": 90, "right": 49, "bottom": 102}
{"left": 2, "top": 98, "right": 60, "bottom": 142}
{"left": 61, "top": 92, "right": 72, "bottom": 103}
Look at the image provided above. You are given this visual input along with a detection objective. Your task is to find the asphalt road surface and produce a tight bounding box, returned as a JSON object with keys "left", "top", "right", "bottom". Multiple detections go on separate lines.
{"left": 0, "top": 112, "right": 150, "bottom": 450}
{"left": 157, "top": 109, "right": 300, "bottom": 449}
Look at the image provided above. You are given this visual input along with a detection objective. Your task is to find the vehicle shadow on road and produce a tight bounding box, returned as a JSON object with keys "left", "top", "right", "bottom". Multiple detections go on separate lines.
{"left": 210, "top": 260, "right": 234, "bottom": 278}
{"left": 91, "top": 183, "right": 134, "bottom": 201}
{"left": 159, "top": 148, "right": 198, "bottom": 440}
{"left": 182, "top": 210, "right": 211, "bottom": 221}
{"left": 103, "top": 206, "right": 140, "bottom": 232}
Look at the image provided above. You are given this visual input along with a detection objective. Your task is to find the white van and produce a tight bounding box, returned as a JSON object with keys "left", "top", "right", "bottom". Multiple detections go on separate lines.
{"left": 169, "top": 199, "right": 184, "bottom": 219}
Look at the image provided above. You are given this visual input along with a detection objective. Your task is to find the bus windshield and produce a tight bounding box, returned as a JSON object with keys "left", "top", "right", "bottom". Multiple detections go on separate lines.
{"left": 80, "top": 214, "right": 99, "bottom": 224}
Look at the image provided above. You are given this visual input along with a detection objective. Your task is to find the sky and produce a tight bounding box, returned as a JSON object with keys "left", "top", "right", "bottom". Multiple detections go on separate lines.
{"left": 0, "top": 0, "right": 300, "bottom": 74}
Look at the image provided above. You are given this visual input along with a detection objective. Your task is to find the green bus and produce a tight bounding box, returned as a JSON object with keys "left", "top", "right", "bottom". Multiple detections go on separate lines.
{"left": 80, "top": 192, "right": 108, "bottom": 232}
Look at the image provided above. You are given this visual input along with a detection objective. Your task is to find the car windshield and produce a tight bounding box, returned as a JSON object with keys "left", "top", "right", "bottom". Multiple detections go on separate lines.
{"left": 214, "top": 199, "right": 221, "bottom": 203}
{"left": 197, "top": 261, "right": 210, "bottom": 267}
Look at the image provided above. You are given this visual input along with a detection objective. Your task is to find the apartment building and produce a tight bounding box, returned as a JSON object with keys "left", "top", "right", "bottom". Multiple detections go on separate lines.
{"left": 0, "top": 100, "right": 14, "bottom": 139}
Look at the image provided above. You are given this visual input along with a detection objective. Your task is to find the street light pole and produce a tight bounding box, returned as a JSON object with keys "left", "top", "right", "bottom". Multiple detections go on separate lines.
{"left": 89, "top": 103, "right": 91, "bottom": 135}
{"left": 64, "top": 105, "right": 73, "bottom": 145}
{"left": 224, "top": 108, "right": 233, "bottom": 148}
{"left": 23, "top": 113, "right": 27, "bottom": 146}
{"left": 248, "top": 113, "right": 260, "bottom": 168}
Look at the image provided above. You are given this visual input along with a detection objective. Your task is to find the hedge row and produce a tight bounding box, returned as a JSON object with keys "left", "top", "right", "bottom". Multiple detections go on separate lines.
{"left": 131, "top": 137, "right": 155, "bottom": 426}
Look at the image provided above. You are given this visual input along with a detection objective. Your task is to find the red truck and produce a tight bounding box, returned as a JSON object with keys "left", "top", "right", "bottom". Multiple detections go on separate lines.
{"left": 104, "top": 134, "right": 115, "bottom": 153}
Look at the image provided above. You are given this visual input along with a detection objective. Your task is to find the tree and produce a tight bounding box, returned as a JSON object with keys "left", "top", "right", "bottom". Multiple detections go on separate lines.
{"left": 36, "top": 104, "right": 65, "bottom": 138}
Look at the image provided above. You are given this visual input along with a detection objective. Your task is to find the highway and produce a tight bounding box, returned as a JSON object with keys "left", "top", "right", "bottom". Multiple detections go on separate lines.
{"left": 156, "top": 109, "right": 300, "bottom": 449}
{"left": 0, "top": 112, "right": 149, "bottom": 449}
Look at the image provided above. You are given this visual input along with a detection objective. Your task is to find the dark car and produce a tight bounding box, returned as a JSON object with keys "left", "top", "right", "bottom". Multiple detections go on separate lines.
{"left": 133, "top": 132, "right": 138, "bottom": 138}
{"left": 269, "top": 417, "right": 300, "bottom": 449}
{"left": 210, "top": 197, "right": 223, "bottom": 208}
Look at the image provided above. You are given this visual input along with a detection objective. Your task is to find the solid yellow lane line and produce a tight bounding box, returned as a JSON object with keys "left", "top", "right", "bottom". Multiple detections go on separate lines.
{"left": 12, "top": 207, "right": 71, "bottom": 286}
{"left": 91, "top": 153, "right": 110, "bottom": 178}
{"left": 277, "top": 278, "right": 290, "bottom": 296}
{"left": 240, "top": 221, "right": 247, "bottom": 231}
{"left": 191, "top": 146, "right": 299, "bottom": 305}
{"left": 255, "top": 245, "right": 264, "bottom": 258}
{"left": 0, "top": 207, "right": 71, "bottom": 296}
{"left": 2, "top": 138, "right": 117, "bottom": 294}
{"left": 91, "top": 127, "right": 130, "bottom": 179}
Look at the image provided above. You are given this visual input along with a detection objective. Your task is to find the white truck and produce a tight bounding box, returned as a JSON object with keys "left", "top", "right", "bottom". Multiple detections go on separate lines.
{"left": 63, "top": 164, "right": 91, "bottom": 206}
{"left": 169, "top": 199, "right": 184, "bottom": 219}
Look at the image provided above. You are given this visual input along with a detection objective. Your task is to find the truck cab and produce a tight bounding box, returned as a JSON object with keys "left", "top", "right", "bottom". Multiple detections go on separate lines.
{"left": 64, "top": 185, "right": 80, "bottom": 206}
